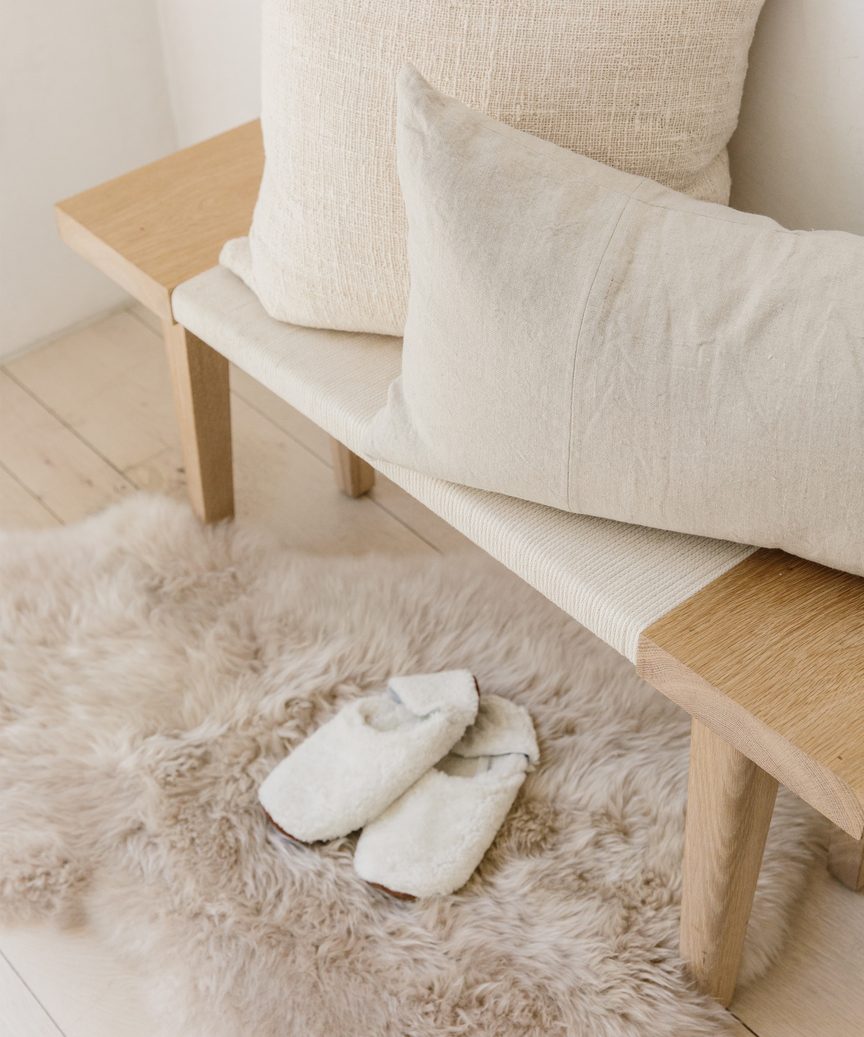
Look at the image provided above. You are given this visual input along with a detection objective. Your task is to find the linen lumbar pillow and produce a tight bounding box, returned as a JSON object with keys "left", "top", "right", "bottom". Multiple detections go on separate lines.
{"left": 365, "top": 67, "right": 864, "bottom": 577}
{"left": 221, "top": 0, "right": 765, "bottom": 336}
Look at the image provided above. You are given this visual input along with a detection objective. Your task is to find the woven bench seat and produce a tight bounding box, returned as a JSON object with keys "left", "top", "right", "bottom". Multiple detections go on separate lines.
{"left": 172, "top": 265, "right": 754, "bottom": 663}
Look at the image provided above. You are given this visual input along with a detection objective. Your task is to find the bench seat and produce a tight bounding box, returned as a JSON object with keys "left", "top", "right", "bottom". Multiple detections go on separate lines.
{"left": 172, "top": 264, "right": 754, "bottom": 663}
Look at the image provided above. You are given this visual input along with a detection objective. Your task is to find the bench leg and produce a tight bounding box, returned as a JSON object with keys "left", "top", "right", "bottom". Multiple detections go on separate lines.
{"left": 680, "top": 719, "right": 778, "bottom": 1005}
{"left": 828, "top": 829, "right": 864, "bottom": 890}
{"left": 163, "top": 321, "right": 234, "bottom": 523}
{"left": 330, "top": 438, "right": 375, "bottom": 497}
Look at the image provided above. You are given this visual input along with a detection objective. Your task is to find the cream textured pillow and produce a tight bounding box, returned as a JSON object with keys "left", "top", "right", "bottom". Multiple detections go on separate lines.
{"left": 366, "top": 68, "right": 864, "bottom": 576}
{"left": 222, "top": 0, "right": 764, "bottom": 336}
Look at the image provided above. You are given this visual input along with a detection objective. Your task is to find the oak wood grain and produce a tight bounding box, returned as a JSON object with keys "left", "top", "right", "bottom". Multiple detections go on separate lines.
{"left": 638, "top": 549, "right": 864, "bottom": 837}
{"left": 55, "top": 121, "right": 263, "bottom": 323}
{"left": 330, "top": 438, "right": 375, "bottom": 497}
{"left": 163, "top": 322, "right": 234, "bottom": 523}
{"left": 680, "top": 720, "right": 778, "bottom": 1006}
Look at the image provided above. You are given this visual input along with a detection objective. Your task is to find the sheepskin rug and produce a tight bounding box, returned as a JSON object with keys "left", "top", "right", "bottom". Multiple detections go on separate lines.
{"left": 0, "top": 495, "right": 821, "bottom": 1036}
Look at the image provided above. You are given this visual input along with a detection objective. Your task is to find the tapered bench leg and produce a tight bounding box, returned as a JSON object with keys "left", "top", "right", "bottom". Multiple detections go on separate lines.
{"left": 163, "top": 321, "right": 234, "bottom": 523}
{"left": 680, "top": 719, "right": 778, "bottom": 1005}
{"left": 828, "top": 829, "right": 864, "bottom": 890}
{"left": 330, "top": 438, "right": 375, "bottom": 497}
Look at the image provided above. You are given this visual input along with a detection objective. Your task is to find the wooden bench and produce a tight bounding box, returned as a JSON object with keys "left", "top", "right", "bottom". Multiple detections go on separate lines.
{"left": 55, "top": 121, "right": 373, "bottom": 521}
{"left": 56, "top": 121, "right": 864, "bottom": 1007}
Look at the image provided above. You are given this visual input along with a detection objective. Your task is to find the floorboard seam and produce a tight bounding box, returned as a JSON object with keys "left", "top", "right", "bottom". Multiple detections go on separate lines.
{"left": 0, "top": 457, "right": 64, "bottom": 523}
{"left": 0, "top": 947, "right": 67, "bottom": 1036}
{"left": 1, "top": 369, "right": 136, "bottom": 490}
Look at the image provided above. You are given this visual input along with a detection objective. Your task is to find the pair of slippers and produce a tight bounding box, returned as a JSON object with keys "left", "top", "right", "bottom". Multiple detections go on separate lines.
{"left": 259, "top": 671, "right": 539, "bottom": 899}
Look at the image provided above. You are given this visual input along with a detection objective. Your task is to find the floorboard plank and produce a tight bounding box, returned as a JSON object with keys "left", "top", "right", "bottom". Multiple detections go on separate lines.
{"left": 0, "top": 928, "right": 154, "bottom": 1037}
{"left": 730, "top": 1018, "right": 758, "bottom": 1037}
{"left": 0, "top": 371, "right": 133, "bottom": 522}
{"left": 6, "top": 311, "right": 179, "bottom": 474}
{"left": 732, "top": 860, "right": 864, "bottom": 1037}
{"left": 0, "top": 465, "right": 60, "bottom": 529}
{"left": 0, "top": 951, "right": 64, "bottom": 1037}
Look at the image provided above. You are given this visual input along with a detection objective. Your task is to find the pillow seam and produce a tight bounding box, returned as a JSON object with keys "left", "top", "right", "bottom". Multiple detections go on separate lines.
{"left": 564, "top": 187, "right": 643, "bottom": 511}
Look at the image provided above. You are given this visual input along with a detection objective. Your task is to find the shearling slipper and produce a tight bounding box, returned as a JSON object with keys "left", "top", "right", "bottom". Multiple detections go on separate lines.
{"left": 353, "top": 694, "right": 539, "bottom": 898}
{"left": 258, "top": 670, "right": 479, "bottom": 843}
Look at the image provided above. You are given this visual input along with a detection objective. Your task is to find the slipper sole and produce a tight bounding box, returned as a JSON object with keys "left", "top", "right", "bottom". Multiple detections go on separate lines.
{"left": 367, "top": 881, "right": 418, "bottom": 903}
{"left": 265, "top": 810, "right": 417, "bottom": 900}
{"left": 263, "top": 806, "right": 319, "bottom": 847}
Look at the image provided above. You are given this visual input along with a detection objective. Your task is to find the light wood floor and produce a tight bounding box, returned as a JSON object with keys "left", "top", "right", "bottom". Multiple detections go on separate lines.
{"left": 1, "top": 307, "right": 861, "bottom": 1037}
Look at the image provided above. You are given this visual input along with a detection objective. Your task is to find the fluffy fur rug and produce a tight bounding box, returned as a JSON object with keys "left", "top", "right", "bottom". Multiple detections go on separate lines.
{"left": 0, "top": 496, "right": 821, "bottom": 1036}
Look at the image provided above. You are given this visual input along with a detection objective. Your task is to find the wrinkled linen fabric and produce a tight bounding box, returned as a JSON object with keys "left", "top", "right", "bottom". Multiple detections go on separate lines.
{"left": 366, "top": 67, "right": 864, "bottom": 577}
{"left": 222, "top": 0, "right": 764, "bottom": 335}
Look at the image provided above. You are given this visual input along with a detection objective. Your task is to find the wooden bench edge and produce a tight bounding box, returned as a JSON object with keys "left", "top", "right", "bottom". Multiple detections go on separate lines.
{"left": 54, "top": 206, "right": 173, "bottom": 322}
{"left": 637, "top": 631, "right": 864, "bottom": 837}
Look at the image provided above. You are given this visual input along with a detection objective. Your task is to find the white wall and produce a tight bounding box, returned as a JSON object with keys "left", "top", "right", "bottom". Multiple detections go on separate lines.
{"left": 730, "top": 0, "right": 864, "bottom": 234}
{"left": 0, "top": 1, "right": 178, "bottom": 359}
{"left": 156, "top": 0, "right": 262, "bottom": 148}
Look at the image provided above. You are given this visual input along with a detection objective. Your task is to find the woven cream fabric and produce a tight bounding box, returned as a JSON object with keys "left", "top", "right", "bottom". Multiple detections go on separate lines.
{"left": 171, "top": 264, "right": 754, "bottom": 662}
{"left": 221, "top": 0, "right": 764, "bottom": 336}
{"left": 366, "top": 68, "right": 864, "bottom": 577}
